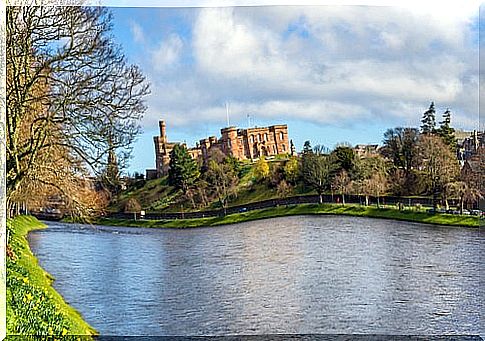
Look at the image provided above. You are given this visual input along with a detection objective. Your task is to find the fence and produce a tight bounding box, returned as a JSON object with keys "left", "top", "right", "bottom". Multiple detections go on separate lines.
{"left": 108, "top": 194, "right": 439, "bottom": 221}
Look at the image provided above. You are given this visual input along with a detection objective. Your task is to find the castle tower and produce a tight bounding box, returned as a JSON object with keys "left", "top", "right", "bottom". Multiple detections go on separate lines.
{"left": 159, "top": 120, "right": 167, "bottom": 144}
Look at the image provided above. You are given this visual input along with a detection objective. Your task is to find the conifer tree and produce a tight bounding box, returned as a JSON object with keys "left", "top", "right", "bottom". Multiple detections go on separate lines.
{"left": 437, "top": 109, "right": 456, "bottom": 151}
{"left": 420, "top": 102, "right": 436, "bottom": 134}
{"left": 168, "top": 144, "right": 200, "bottom": 191}
{"left": 302, "top": 141, "right": 313, "bottom": 155}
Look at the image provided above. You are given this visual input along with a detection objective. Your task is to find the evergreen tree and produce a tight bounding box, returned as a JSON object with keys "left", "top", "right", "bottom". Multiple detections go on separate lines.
{"left": 420, "top": 102, "right": 436, "bottom": 134}
{"left": 302, "top": 140, "right": 313, "bottom": 155}
{"left": 168, "top": 144, "right": 200, "bottom": 191}
{"left": 437, "top": 109, "right": 456, "bottom": 150}
{"left": 102, "top": 133, "right": 121, "bottom": 195}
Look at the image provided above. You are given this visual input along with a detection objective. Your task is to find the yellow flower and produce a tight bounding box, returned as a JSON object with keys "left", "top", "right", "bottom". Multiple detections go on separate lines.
{"left": 25, "top": 293, "right": 33, "bottom": 301}
{"left": 62, "top": 328, "right": 68, "bottom": 336}
{"left": 48, "top": 327, "right": 53, "bottom": 335}
{"left": 22, "top": 277, "right": 29, "bottom": 284}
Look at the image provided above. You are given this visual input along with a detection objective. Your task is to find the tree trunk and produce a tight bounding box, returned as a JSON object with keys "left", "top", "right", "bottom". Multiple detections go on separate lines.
{"left": 133, "top": 212, "right": 136, "bottom": 220}
{"left": 377, "top": 196, "right": 380, "bottom": 208}
{"left": 365, "top": 195, "right": 369, "bottom": 206}
{"left": 342, "top": 194, "right": 345, "bottom": 206}
{"left": 460, "top": 196, "right": 464, "bottom": 215}
{"left": 445, "top": 199, "right": 449, "bottom": 211}
{"left": 319, "top": 193, "right": 323, "bottom": 204}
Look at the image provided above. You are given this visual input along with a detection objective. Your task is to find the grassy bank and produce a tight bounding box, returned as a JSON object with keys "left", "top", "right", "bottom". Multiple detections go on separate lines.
{"left": 98, "top": 203, "right": 480, "bottom": 229}
{"left": 6, "top": 215, "right": 97, "bottom": 337}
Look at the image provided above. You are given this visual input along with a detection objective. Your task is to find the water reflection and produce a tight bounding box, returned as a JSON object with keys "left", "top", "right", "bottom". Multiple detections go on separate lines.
{"left": 27, "top": 216, "right": 482, "bottom": 336}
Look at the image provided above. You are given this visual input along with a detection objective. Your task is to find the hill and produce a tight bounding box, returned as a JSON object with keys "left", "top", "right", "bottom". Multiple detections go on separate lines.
{"left": 111, "top": 160, "right": 314, "bottom": 214}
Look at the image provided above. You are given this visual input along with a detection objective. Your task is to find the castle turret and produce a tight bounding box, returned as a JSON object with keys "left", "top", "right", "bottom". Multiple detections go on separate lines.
{"left": 159, "top": 120, "right": 167, "bottom": 143}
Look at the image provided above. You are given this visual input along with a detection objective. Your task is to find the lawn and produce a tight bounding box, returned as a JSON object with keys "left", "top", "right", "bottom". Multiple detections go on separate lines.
{"left": 97, "top": 203, "right": 480, "bottom": 229}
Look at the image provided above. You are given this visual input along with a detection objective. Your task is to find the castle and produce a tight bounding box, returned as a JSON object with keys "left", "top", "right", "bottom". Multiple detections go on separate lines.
{"left": 147, "top": 120, "right": 291, "bottom": 178}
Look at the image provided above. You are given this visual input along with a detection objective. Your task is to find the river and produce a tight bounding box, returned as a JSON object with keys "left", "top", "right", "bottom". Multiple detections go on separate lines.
{"left": 27, "top": 216, "right": 482, "bottom": 336}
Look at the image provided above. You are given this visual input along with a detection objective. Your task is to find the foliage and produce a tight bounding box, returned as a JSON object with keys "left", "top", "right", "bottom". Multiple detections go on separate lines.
{"left": 420, "top": 101, "right": 436, "bottom": 134}
{"left": 224, "top": 156, "right": 245, "bottom": 178}
{"left": 381, "top": 127, "right": 419, "bottom": 173}
{"left": 302, "top": 140, "right": 313, "bottom": 155}
{"left": 436, "top": 109, "right": 457, "bottom": 151}
{"left": 253, "top": 157, "right": 270, "bottom": 182}
{"left": 302, "top": 154, "right": 337, "bottom": 203}
{"left": 283, "top": 157, "right": 300, "bottom": 184}
{"left": 268, "top": 162, "right": 285, "bottom": 188}
{"left": 330, "top": 146, "right": 358, "bottom": 175}
{"left": 168, "top": 144, "right": 200, "bottom": 191}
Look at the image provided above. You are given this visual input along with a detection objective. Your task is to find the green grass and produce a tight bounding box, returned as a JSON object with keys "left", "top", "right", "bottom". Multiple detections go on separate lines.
{"left": 97, "top": 203, "right": 480, "bottom": 229}
{"left": 6, "top": 215, "right": 97, "bottom": 337}
{"left": 110, "top": 177, "right": 181, "bottom": 212}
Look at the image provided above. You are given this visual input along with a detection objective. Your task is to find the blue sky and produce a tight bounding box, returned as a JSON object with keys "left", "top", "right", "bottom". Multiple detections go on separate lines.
{"left": 107, "top": 4, "right": 481, "bottom": 174}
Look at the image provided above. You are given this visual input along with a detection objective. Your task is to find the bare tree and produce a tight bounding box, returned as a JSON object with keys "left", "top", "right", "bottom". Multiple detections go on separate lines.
{"left": 205, "top": 160, "right": 238, "bottom": 216}
{"left": 417, "top": 134, "right": 459, "bottom": 209}
{"left": 332, "top": 169, "right": 351, "bottom": 205}
{"left": 6, "top": 5, "right": 149, "bottom": 216}
{"left": 446, "top": 181, "right": 483, "bottom": 214}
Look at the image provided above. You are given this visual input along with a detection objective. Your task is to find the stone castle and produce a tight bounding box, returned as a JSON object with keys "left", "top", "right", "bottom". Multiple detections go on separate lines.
{"left": 147, "top": 120, "right": 291, "bottom": 178}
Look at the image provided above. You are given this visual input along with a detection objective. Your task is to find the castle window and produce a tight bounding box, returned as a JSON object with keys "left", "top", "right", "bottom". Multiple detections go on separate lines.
{"left": 250, "top": 135, "right": 254, "bottom": 143}
{"left": 273, "top": 145, "right": 276, "bottom": 154}
{"left": 257, "top": 135, "right": 261, "bottom": 142}
{"left": 228, "top": 140, "right": 231, "bottom": 148}
{"left": 280, "top": 132, "right": 284, "bottom": 140}
{"left": 264, "top": 133, "right": 268, "bottom": 141}
{"left": 282, "top": 144, "right": 286, "bottom": 152}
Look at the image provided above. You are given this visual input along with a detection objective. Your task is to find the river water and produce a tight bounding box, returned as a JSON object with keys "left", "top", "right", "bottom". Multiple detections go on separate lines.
{"left": 27, "top": 216, "right": 482, "bottom": 336}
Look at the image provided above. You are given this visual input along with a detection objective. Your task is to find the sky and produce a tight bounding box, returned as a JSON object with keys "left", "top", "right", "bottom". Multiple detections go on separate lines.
{"left": 106, "top": 2, "right": 482, "bottom": 174}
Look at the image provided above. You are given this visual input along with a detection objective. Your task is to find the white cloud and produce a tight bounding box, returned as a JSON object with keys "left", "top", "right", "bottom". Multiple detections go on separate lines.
{"left": 151, "top": 33, "right": 184, "bottom": 71}
{"left": 130, "top": 21, "right": 145, "bottom": 43}
{"left": 138, "top": 5, "right": 479, "bottom": 133}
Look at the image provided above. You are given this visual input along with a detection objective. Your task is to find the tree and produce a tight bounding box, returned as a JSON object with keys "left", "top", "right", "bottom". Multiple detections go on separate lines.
{"left": 446, "top": 181, "right": 483, "bottom": 214}
{"left": 254, "top": 157, "right": 270, "bottom": 182}
{"left": 168, "top": 144, "right": 200, "bottom": 192}
{"left": 353, "top": 156, "right": 389, "bottom": 206}
{"left": 436, "top": 109, "right": 456, "bottom": 151}
{"left": 205, "top": 160, "right": 238, "bottom": 215}
{"left": 313, "top": 144, "right": 330, "bottom": 155}
{"left": 417, "top": 134, "right": 460, "bottom": 209}
{"left": 361, "top": 172, "right": 388, "bottom": 208}
{"left": 382, "top": 127, "right": 419, "bottom": 173}
{"left": 420, "top": 101, "right": 436, "bottom": 134}
{"left": 283, "top": 157, "right": 299, "bottom": 184}
{"left": 277, "top": 180, "right": 292, "bottom": 199}
{"left": 303, "top": 154, "right": 337, "bottom": 204}
{"left": 6, "top": 6, "right": 149, "bottom": 217}
{"left": 101, "top": 133, "right": 122, "bottom": 195}
{"left": 124, "top": 198, "right": 141, "bottom": 220}
{"left": 332, "top": 169, "right": 351, "bottom": 205}
{"left": 302, "top": 141, "right": 313, "bottom": 155}
{"left": 224, "top": 155, "right": 244, "bottom": 178}
{"left": 331, "top": 146, "right": 358, "bottom": 175}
